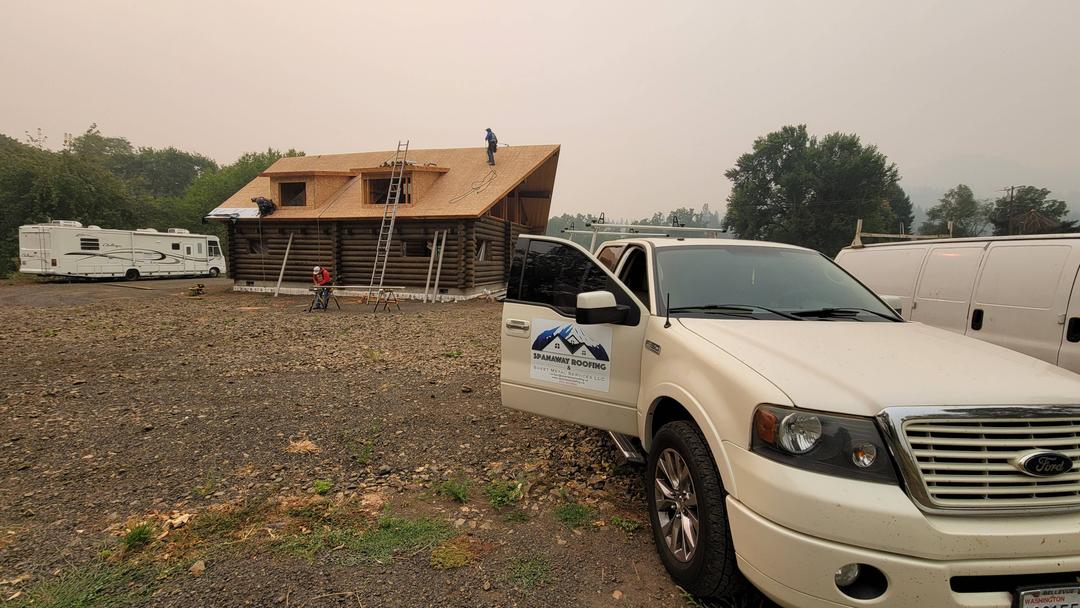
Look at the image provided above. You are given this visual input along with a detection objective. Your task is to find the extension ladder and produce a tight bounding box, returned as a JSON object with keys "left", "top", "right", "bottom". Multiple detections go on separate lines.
{"left": 366, "top": 140, "right": 410, "bottom": 302}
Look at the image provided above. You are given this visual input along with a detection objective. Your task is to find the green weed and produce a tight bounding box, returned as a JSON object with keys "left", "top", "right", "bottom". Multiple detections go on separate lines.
{"left": 554, "top": 502, "right": 594, "bottom": 530}
{"left": 610, "top": 515, "right": 643, "bottom": 533}
{"left": 441, "top": 349, "right": 463, "bottom": 358}
{"left": 436, "top": 478, "right": 469, "bottom": 504}
{"left": 485, "top": 480, "right": 523, "bottom": 510}
{"left": 8, "top": 562, "right": 147, "bottom": 608}
{"left": 278, "top": 515, "right": 452, "bottom": 564}
{"left": 429, "top": 537, "right": 475, "bottom": 570}
{"left": 312, "top": 479, "right": 333, "bottom": 495}
{"left": 505, "top": 555, "right": 551, "bottom": 591}
{"left": 192, "top": 469, "right": 222, "bottom": 498}
{"left": 119, "top": 523, "right": 154, "bottom": 552}
{"left": 502, "top": 510, "right": 530, "bottom": 523}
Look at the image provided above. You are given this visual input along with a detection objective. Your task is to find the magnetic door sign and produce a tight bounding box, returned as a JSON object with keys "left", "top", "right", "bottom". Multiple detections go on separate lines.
{"left": 529, "top": 319, "right": 613, "bottom": 392}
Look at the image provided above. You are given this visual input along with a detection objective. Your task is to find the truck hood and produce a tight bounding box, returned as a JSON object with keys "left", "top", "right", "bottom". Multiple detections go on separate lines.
{"left": 680, "top": 318, "right": 1080, "bottom": 416}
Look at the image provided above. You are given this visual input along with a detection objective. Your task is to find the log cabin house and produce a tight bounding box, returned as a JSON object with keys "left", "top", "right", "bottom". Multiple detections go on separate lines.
{"left": 207, "top": 144, "right": 559, "bottom": 298}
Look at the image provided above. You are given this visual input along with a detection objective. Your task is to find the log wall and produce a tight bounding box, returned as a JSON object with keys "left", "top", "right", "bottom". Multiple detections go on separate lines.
{"left": 228, "top": 217, "right": 527, "bottom": 290}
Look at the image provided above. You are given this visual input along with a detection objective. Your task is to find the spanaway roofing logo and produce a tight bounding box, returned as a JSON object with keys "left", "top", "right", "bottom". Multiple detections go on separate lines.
{"left": 531, "top": 324, "right": 610, "bottom": 361}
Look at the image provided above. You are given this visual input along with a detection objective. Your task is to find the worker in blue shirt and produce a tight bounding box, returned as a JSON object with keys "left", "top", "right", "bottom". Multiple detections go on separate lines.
{"left": 485, "top": 128, "right": 498, "bottom": 165}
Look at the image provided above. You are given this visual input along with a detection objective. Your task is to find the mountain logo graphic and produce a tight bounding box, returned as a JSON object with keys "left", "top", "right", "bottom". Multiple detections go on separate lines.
{"left": 531, "top": 324, "right": 610, "bottom": 361}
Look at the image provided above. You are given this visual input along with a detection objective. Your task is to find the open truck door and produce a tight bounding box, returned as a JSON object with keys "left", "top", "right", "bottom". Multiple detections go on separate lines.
{"left": 500, "top": 236, "right": 647, "bottom": 436}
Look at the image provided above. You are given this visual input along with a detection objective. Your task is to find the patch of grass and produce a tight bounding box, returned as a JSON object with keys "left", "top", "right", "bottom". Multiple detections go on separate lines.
{"left": 344, "top": 427, "right": 378, "bottom": 466}
{"left": 485, "top": 480, "right": 523, "bottom": 510}
{"left": 554, "top": 501, "right": 594, "bottom": 530}
{"left": 362, "top": 348, "right": 383, "bottom": 363}
{"left": 120, "top": 523, "right": 154, "bottom": 552}
{"left": 192, "top": 499, "right": 268, "bottom": 539}
{"left": 610, "top": 515, "right": 643, "bottom": 533}
{"left": 505, "top": 555, "right": 551, "bottom": 591}
{"left": 312, "top": 479, "right": 333, "bottom": 495}
{"left": 8, "top": 561, "right": 148, "bottom": 608}
{"left": 502, "top": 510, "right": 530, "bottom": 524}
{"left": 436, "top": 478, "right": 469, "bottom": 504}
{"left": 429, "top": 537, "right": 475, "bottom": 570}
{"left": 441, "top": 349, "right": 463, "bottom": 358}
{"left": 278, "top": 515, "right": 453, "bottom": 564}
{"left": 192, "top": 469, "right": 222, "bottom": 498}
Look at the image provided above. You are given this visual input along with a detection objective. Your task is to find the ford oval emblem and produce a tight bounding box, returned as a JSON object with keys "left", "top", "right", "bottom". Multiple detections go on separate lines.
{"left": 1014, "top": 451, "right": 1075, "bottom": 478}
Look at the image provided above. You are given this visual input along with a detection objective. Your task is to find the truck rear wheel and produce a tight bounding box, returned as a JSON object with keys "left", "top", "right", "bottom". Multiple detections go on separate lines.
{"left": 124, "top": 269, "right": 140, "bottom": 281}
{"left": 647, "top": 421, "right": 760, "bottom": 602}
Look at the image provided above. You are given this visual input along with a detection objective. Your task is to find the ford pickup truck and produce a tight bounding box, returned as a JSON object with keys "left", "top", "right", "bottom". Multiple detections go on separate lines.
{"left": 499, "top": 235, "right": 1080, "bottom": 608}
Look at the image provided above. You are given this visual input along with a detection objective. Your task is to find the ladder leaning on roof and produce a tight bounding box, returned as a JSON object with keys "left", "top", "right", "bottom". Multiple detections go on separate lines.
{"left": 366, "top": 140, "right": 410, "bottom": 302}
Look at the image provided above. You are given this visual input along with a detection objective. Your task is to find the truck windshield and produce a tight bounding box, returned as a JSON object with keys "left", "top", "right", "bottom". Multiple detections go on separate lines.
{"left": 656, "top": 245, "right": 899, "bottom": 321}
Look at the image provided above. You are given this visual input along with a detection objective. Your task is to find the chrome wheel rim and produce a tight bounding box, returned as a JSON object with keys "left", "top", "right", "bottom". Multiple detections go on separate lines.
{"left": 654, "top": 447, "right": 699, "bottom": 563}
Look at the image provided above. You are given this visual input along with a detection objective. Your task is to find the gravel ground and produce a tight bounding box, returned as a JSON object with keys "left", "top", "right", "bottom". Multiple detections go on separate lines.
{"left": 0, "top": 279, "right": 716, "bottom": 607}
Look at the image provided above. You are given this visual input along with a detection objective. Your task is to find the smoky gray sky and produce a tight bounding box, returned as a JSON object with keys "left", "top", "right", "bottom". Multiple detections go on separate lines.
{"left": 3, "top": 0, "right": 1078, "bottom": 217}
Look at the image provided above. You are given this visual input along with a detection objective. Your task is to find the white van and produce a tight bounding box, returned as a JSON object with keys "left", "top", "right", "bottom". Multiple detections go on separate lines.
{"left": 835, "top": 234, "right": 1080, "bottom": 373}
{"left": 18, "top": 220, "right": 227, "bottom": 280}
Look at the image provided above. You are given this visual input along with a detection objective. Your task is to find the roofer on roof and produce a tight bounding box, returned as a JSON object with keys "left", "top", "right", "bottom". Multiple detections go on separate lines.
{"left": 312, "top": 265, "right": 332, "bottom": 310}
{"left": 485, "top": 128, "right": 498, "bottom": 165}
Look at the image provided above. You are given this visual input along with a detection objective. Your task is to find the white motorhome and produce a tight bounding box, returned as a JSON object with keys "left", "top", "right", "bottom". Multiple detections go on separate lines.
{"left": 835, "top": 234, "right": 1080, "bottom": 374}
{"left": 18, "top": 220, "right": 226, "bottom": 280}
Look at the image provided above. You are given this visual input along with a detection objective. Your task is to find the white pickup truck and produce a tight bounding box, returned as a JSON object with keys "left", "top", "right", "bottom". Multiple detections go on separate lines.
{"left": 499, "top": 235, "right": 1080, "bottom": 608}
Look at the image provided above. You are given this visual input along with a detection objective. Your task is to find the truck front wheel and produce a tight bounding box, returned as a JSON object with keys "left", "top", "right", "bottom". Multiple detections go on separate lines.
{"left": 647, "top": 421, "right": 759, "bottom": 602}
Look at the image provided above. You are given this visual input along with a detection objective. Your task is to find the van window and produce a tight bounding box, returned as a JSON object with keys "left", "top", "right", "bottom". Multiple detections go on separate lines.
{"left": 916, "top": 246, "right": 983, "bottom": 302}
{"left": 974, "top": 245, "right": 1071, "bottom": 309}
{"left": 171, "top": 243, "right": 180, "bottom": 251}
{"left": 197, "top": 243, "right": 203, "bottom": 254}
{"left": 208, "top": 241, "right": 221, "bottom": 257}
{"left": 79, "top": 238, "right": 100, "bottom": 251}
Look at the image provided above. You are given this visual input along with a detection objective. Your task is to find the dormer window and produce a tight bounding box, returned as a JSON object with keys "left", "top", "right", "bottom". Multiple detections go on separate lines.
{"left": 367, "top": 175, "right": 412, "bottom": 204}
{"left": 281, "top": 182, "right": 307, "bottom": 206}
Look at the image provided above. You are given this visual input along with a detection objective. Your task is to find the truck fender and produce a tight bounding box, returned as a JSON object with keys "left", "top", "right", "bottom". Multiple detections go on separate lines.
{"left": 641, "top": 382, "right": 739, "bottom": 499}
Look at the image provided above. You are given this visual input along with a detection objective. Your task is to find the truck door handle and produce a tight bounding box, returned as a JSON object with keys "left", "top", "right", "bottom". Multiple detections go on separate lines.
{"left": 971, "top": 308, "right": 984, "bottom": 331}
{"left": 505, "top": 319, "right": 530, "bottom": 331}
{"left": 1068, "top": 317, "right": 1080, "bottom": 343}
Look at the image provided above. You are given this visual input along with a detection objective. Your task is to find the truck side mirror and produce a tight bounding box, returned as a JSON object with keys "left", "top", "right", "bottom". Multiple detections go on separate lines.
{"left": 576, "top": 291, "right": 629, "bottom": 325}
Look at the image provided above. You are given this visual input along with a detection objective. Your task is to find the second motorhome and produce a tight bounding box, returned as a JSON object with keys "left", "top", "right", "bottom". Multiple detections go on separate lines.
{"left": 18, "top": 221, "right": 226, "bottom": 280}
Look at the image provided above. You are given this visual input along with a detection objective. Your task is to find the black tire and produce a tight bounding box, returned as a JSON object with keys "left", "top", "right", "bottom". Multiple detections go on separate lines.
{"left": 647, "top": 420, "right": 760, "bottom": 602}
{"left": 208, "top": 267, "right": 220, "bottom": 278}
{"left": 124, "top": 268, "right": 140, "bottom": 281}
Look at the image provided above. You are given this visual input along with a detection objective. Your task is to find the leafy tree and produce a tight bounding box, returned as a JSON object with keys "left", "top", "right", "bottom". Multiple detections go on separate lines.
{"left": 0, "top": 136, "right": 139, "bottom": 273}
{"left": 988, "top": 186, "right": 1075, "bottom": 235}
{"left": 634, "top": 204, "right": 721, "bottom": 228}
{"left": 920, "top": 184, "right": 991, "bottom": 237}
{"left": 67, "top": 125, "right": 218, "bottom": 198}
{"left": 0, "top": 123, "right": 303, "bottom": 275}
{"left": 165, "top": 149, "right": 304, "bottom": 236}
{"left": 721, "top": 125, "right": 900, "bottom": 255}
{"left": 886, "top": 183, "right": 915, "bottom": 234}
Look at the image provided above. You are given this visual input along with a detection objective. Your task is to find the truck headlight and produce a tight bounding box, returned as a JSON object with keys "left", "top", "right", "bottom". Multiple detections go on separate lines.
{"left": 752, "top": 405, "right": 898, "bottom": 484}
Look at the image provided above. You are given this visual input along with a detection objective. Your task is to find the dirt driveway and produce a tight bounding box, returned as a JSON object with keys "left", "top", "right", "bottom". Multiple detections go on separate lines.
{"left": 0, "top": 280, "right": 729, "bottom": 607}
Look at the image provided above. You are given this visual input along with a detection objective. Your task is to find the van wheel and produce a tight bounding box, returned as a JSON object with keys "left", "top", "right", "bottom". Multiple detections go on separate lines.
{"left": 647, "top": 421, "right": 759, "bottom": 601}
{"left": 208, "top": 267, "right": 220, "bottom": 278}
{"left": 125, "top": 269, "right": 140, "bottom": 281}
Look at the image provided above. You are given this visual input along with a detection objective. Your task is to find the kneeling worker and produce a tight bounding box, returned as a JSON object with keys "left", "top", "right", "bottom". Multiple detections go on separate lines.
{"left": 312, "top": 265, "right": 332, "bottom": 309}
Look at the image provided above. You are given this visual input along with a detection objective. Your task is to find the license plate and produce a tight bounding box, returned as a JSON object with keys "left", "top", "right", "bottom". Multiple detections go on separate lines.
{"left": 1018, "top": 585, "right": 1080, "bottom": 608}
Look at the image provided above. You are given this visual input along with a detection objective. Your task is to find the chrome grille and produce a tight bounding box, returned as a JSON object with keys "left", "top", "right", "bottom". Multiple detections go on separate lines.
{"left": 898, "top": 414, "right": 1080, "bottom": 511}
